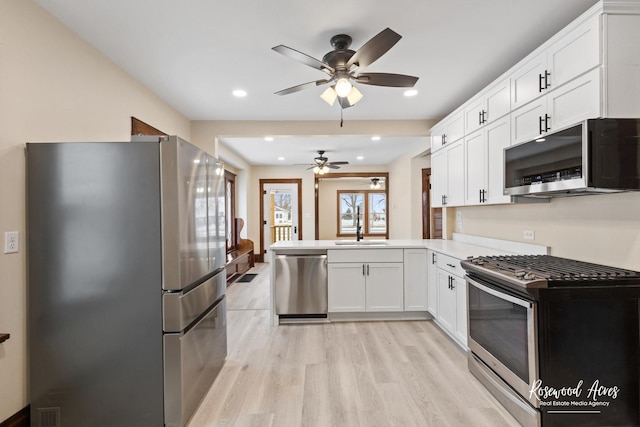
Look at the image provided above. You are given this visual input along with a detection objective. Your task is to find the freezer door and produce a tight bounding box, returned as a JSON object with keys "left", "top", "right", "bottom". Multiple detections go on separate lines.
{"left": 163, "top": 270, "right": 226, "bottom": 333}
{"left": 161, "top": 137, "right": 210, "bottom": 290}
{"left": 207, "top": 155, "right": 226, "bottom": 272}
{"left": 163, "top": 297, "right": 227, "bottom": 427}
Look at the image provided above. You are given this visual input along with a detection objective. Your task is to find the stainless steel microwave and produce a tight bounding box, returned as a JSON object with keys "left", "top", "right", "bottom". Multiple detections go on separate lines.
{"left": 504, "top": 118, "right": 640, "bottom": 197}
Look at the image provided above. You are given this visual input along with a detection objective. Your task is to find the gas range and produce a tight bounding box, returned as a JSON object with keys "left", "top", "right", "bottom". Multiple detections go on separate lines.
{"left": 461, "top": 254, "right": 640, "bottom": 289}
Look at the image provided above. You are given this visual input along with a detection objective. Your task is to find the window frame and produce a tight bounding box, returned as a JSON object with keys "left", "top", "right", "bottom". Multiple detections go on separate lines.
{"left": 336, "top": 189, "right": 388, "bottom": 238}
{"left": 224, "top": 170, "right": 237, "bottom": 253}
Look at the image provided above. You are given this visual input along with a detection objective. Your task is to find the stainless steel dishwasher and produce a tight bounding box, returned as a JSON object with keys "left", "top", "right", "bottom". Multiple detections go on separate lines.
{"left": 274, "top": 249, "right": 328, "bottom": 317}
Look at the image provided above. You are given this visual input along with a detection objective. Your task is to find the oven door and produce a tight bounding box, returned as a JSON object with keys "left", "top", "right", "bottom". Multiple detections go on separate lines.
{"left": 467, "top": 276, "right": 539, "bottom": 407}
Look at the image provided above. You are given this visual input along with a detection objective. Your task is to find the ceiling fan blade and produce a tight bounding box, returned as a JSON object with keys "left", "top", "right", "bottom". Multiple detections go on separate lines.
{"left": 326, "top": 164, "right": 341, "bottom": 169}
{"left": 274, "top": 79, "right": 330, "bottom": 96}
{"left": 272, "top": 45, "right": 334, "bottom": 74}
{"left": 355, "top": 73, "right": 418, "bottom": 87}
{"left": 346, "top": 28, "right": 402, "bottom": 69}
{"left": 329, "top": 161, "right": 349, "bottom": 165}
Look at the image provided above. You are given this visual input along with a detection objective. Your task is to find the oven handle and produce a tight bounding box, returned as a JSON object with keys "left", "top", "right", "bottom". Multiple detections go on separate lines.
{"left": 466, "top": 276, "right": 533, "bottom": 309}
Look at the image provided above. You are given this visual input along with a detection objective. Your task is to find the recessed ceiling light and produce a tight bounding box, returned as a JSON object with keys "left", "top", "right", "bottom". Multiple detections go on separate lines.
{"left": 404, "top": 89, "right": 418, "bottom": 97}
{"left": 371, "top": 136, "right": 381, "bottom": 141}
{"left": 232, "top": 89, "right": 247, "bottom": 97}
{"left": 264, "top": 136, "right": 274, "bottom": 141}
{"left": 278, "top": 156, "right": 285, "bottom": 161}
{"left": 357, "top": 156, "right": 364, "bottom": 160}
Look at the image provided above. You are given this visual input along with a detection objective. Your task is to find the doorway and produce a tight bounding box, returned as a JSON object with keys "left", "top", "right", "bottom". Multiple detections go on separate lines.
{"left": 422, "top": 168, "right": 442, "bottom": 239}
{"left": 259, "top": 179, "right": 302, "bottom": 262}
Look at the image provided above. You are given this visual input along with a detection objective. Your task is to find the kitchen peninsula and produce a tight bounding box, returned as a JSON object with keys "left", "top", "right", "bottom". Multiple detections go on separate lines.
{"left": 270, "top": 235, "right": 547, "bottom": 349}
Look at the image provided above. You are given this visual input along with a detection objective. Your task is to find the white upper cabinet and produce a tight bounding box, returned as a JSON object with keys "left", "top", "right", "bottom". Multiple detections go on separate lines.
{"left": 511, "top": 12, "right": 600, "bottom": 111}
{"left": 465, "top": 78, "right": 511, "bottom": 135}
{"left": 512, "top": 68, "right": 601, "bottom": 144}
{"left": 432, "top": 140, "right": 465, "bottom": 208}
{"left": 431, "top": 110, "right": 464, "bottom": 153}
{"left": 465, "top": 116, "right": 511, "bottom": 206}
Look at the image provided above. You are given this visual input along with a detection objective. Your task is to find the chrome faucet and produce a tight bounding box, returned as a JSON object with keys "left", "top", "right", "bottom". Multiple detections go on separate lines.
{"left": 356, "top": 206, "right": 363, "bottom": 241}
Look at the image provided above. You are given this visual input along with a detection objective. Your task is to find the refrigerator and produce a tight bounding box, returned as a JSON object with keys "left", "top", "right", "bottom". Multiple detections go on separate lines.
{"left": 26, "top": 136, "right": 227, "bottom": 427}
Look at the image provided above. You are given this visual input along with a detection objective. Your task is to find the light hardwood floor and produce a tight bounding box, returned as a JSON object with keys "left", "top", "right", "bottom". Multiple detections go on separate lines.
{"left": 188, "top": 263, "right": 521, "bottom": 427}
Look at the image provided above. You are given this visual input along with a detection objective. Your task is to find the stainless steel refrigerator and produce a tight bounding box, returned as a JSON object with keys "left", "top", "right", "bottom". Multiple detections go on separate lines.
{"left": 26, "top": 136, "right": 227, "bottom": 427}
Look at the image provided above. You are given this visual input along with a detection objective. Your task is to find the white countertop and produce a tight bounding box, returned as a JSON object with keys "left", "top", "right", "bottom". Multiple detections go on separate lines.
{"left": 270, "top": 239, "right": 513, "bottom": 260}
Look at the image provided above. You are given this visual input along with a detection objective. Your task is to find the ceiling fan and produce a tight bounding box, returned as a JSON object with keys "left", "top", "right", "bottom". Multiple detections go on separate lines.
{"left": 306, "top": 150, "right": 348, "bottom": 174}
{"left": 272, "top": 28, "right": 419, "bottom": 109}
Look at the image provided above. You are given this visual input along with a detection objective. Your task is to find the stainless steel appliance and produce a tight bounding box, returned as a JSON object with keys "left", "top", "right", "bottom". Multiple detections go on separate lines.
{"left": 27, "top": 136, "right": 226, "bottom": 427}
{"left": 504, "top": 118, "right": 640, "bottom": 197}
{"left": 274, "top": 249, "right": 328, "bottom": 318}
{"left": 462, "top": 255, "right": 640, "bottom": 427}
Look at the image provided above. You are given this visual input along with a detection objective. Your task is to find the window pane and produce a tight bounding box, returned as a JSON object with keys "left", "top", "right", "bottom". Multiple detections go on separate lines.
{"left": 339, "top": 193, "right": 364, "bottom": 234}
{"left": 368, "top": 193, "right": 386, "bottom": 234}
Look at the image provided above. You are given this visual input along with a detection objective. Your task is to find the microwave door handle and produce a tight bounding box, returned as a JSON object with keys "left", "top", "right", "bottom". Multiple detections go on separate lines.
{"left": 466, "top": 276, "right": 533, "bottom": 309}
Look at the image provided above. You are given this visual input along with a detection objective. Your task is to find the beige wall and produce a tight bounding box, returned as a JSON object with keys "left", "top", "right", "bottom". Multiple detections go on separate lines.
{"left": 0, "top": 0, "right": 190, "bottom": 420}
{"left": 454, "top": 191, "right": 640, "bottom": 270}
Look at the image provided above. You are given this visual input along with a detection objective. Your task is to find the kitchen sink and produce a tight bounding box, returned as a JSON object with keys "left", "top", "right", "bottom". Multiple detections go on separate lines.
{"left": 334, "top": 240, "right": 388, "bottom": 246}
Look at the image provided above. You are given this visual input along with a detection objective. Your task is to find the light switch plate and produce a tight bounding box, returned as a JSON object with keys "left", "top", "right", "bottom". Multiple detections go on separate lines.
{"left": 4, "top": 231, "right": 19, "bottom": 254}
{"left": 523, "top": 230, "right": 535, "bottom": 240}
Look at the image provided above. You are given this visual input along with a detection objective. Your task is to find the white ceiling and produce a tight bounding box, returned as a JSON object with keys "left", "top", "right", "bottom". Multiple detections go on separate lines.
{"left": 35, "top": 0, "right": 599, "bottom": 166}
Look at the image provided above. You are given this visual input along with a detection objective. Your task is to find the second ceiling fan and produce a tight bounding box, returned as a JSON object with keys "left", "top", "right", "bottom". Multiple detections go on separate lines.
{"left": 272, "top": 28, "right": 418, "bottom": 108}
{"left": 306, "top": 150, "right": 348, "bottom": 175}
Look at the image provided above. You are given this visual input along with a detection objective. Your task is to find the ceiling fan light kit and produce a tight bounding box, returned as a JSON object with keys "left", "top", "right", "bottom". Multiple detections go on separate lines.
{"left": 273, "top": 28, "right": 418, "bottom": 111}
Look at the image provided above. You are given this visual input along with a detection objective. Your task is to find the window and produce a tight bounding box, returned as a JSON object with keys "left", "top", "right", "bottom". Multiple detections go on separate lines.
{"left": 337, "top": 190, "right": 387, "bottom": 237}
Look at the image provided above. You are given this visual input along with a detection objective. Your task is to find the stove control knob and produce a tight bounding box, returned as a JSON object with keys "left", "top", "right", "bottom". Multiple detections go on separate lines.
{"left": 524, "top": 272, "right": 537, "bottom": 281}
{"left": 515, "top": 270, "right": 526, "bottom": 279}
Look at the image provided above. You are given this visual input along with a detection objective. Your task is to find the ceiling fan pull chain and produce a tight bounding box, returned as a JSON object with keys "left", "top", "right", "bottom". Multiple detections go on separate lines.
{"left": 340, "top": 107, "right": 344, "bottom": 127}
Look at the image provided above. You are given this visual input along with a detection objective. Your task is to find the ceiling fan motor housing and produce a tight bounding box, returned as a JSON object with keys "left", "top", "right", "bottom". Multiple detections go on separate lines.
{"left": 323, "top": 34, "right": 355, "bottom": 70}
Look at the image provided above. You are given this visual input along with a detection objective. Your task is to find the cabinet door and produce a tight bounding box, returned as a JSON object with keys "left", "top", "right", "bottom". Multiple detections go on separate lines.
{"left": 436, "top": 270, "right": 456, "bottom": 334}
{"left": 446, "top": 111, "right": 465, "bottom": 144}
{"left": 484, "top": 116, "right": 512, "bottom": 204}
{"left": 446, "top": 141, "right": 465, "bottom": 206}
{"left": 427, "top": 251, "right": 438, "bottom": 316}
{"left": 464, "top": 96, "right": 486, "bottom": 135}
{"left": 464, "top": 130, "right": 486, "bottom": 206}
{"left": 366, "top": 263, "right": 404, "bottom": 312}
{"left": 547, "top": 13, "right": 600, "bottom": 90}
{"left": 403, "top": 249, "right": 428, "bottom": 311}
{"left": 511, "top": 97, "right": 546, "bottom": 144}
{"left": 548, "top": 68, "right": 601, "bottom": 131}
{"left": 430, "top": 122, "right": 446, "bottom": 153}
{"left": 431, "top": 150, "right": 446, "bottom": 208}
{"left": 511, "top": 51, "right": 547, "bottom": 111}
{"left": 485, "top": 78, "right": 511, "bottom": 123}
{"left": 328, "top": 263, "right": 365, "bottom": 312}
{"left": 453, "top": 275, "right": 468, "bottom": 348}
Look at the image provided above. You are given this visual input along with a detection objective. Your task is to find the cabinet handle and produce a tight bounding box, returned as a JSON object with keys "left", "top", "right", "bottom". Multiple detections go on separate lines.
{"left": 544, "top": 114, "right": 551, "bottom": 132}
{"left": 539, "top": 115, "right": 545, "bottom": 134}
{"left": 362, "top": 264, "right": 366, "bottom": 276}
{"left": 479, "top": 189, "right": 482, "bottom": 203}
{"left": 442, "top": 194, "right": 447, "bottom": 206}
{"left": 544, "top": 70, "right": 551, "bottom": 89}
{"left": 442, "top": 134, "right": 447, "bottom": 145}
{"left": 482, "top": 110, "right": 487, "bottom": 124}
{"left": 538, "top": 73, "right": 545, "bottom": 92}
{"left": 367, "top": 264, "right": 370, "bottom": 276}
{"left": 481, "top": 189, "right": 487, "bottom": 203}
{"left": 451, "top": 277, "right": 455, "bottom": 290}
{"left": 447, "top": 263, "right": 456, "bottom": 268}
{"left": 478, "top": 111, "right": 483, "bottom": 126}
{"left": 432, "top": 253, "right": 436, "bottom": 264}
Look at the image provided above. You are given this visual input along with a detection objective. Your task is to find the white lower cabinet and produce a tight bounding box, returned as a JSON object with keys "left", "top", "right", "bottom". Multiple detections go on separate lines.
{"left": 327, "top": 249, "right": 403, "bottom": 313}
{"left": 328, "top": 263, "right": 366, "bottom": 312}
{"left": 403, "top": 249, "right": 428, "bottom": 311}
{"left": 427, "top": 250, "right": 438, "bottom": 316}
{"left": 429, "top": 251, "right": 468, "bottom": 349}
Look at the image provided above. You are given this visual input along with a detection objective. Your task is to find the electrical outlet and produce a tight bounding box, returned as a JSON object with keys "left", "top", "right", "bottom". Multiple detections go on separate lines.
{"left": 523, "top": 230, "right": 535, "bottom": 240}
{"left": 4, "top": 231, "right": 19, "bottom": 254}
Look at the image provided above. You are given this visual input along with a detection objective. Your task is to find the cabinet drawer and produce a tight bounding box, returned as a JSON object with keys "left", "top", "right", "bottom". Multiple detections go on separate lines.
{"left": 327, "top": 249, "right": 403, "bottom": 263}
{"left": 436, "top": 253, "right": 464, "bottom": 277}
